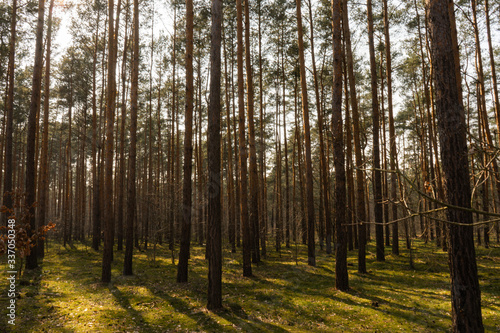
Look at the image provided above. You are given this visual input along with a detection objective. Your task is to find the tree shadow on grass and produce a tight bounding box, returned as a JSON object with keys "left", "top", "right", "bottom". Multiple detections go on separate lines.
{"left": 108, "top": 284, "right": 157, "bottom": 332}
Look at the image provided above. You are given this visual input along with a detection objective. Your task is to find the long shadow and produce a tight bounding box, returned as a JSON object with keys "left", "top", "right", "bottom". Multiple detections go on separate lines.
{"left": 247, "top": 262, "right": 451, "bottom": 329}
{"left": 108, "top": 284, "right": 157, "bottom": 332}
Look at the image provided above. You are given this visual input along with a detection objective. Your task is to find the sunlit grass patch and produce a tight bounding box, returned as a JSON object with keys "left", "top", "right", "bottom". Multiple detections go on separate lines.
{"left": 0, "top": 238, "right": 499, "bottom": 332}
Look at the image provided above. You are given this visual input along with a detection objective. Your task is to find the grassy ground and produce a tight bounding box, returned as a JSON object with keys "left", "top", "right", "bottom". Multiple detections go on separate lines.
{"left": 0, "top": 238, "right": 499, "bottom": 332}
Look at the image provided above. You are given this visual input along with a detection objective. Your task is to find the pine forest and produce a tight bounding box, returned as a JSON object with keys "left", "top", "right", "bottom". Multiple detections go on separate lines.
{"left": 0, "top": 0, "right": 499, "bottom": 331}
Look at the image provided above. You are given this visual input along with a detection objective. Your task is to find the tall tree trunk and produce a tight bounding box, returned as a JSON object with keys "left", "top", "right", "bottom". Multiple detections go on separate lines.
{"left": 296, "top": 0, "right": 316, "bottom": 267}
{"left": 116, "top": 1, "right": 130, "bottom": 252}
{"left": 367, "top": 0, "right": 384, "bottom": 262}
{"left": 37, "top": 0, "right": 54, "bottom": 258}
{"left": 102, "top": 0, "right": 119, "bottom": 283}
{"left": 342, "top": 0, "right": 367, "bottom": 273}
{"left": 332, "top": 0, "right": 348, "bottom": 291}
{"left": 223, "top": 25, "right": 236, "bottom": 254}
{"left": 3, "top": 0, "right": 16, "bottom": 227}
{"left": 244, "top": 0, "right": 260, "bottom": 263}
{"left": 177, "top": 0, "right": 194, "bottom": 283}
{"left": 124, "top": 0, "right": 139, "bottom": 276}
{"left": 237, "top": 0, "right": 252, "bottom": 277}
{"left": 426, "top": 0, "right": 484, "bottom": 331}
{"left": 383, "top": 0, "right": 398, "bottom": 255}
{"left": 92, "top": 9, "right": 102, "bottom": 251}
{"left": 207, "top": 0, "right": 223, "bottom": 310}
{"left": 25, "top": 0, "right": 45, "bottom": 270}
{"left": 257, "top": 0, "right": 267, "bottom": 258}
{"left": 309, "top": 0, "right": 332, "bottom": 255}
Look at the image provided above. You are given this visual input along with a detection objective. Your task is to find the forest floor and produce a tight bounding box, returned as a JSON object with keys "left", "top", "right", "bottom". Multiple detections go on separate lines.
{"left": 0, "top": 237, "right": 499, "bottom": 332}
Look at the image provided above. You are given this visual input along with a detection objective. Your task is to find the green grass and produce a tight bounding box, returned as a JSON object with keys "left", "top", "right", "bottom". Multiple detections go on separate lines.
{"left": 1, "top": 239, "right": 499, "bottom": 332}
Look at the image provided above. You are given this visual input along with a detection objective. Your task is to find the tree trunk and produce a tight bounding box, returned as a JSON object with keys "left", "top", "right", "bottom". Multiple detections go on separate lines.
{"left": 367, "top": 0, "right": 384, "bottom": 262}
{"left": 237, "top": 0, "right": 252, "bottom": 277}
{"left": 296, "top": 0, "right": 315, "bottom": 267}
{"left": 124, "top": 0, "right": 139, "bottom": 276}
{"left": 3, "top": 0, "right": 16, "bottom": 227}
{"left": 39, "top": 0, "right": 54, "bottom": 254}
{"left": 102, "top": 0, "right": 119, "bottom": 283}
{"left": 426, "top": 0, "right": 484, "bottom": 331}
{"left": 25, "top": 0, "right": 45, "bottom": 270}
{"left": 92, "top": 8, "right": 102, "bottom": 251}
{"left": 177, "top": 0, "right": 194, "bottom": 283}
{"left": 207, "top": 0, "right": 223, "bottom": 310}
{"left": 342, "top": 0, "right": 367, "bottom": 273}
{"left": 332, "top": 0, "right": 348, "bottom": 291}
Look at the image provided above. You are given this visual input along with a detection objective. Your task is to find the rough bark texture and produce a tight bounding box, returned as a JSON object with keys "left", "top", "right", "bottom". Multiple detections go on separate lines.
{"left": 426, "top": 0, "right": 484, "bottom": 331}
{"left": 207, "top": 0, "right": 223, "bottom": 310}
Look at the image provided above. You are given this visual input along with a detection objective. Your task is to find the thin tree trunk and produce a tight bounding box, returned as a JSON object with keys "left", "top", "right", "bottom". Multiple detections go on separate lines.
{"left": 237, "top": 0, "right": 252, "bottom": 277}
{"left": 124, "top": 0, "right": 139, "bottom": 276}
{"left": 367, "top": 0, "right": 384, "bottom": 262}
{"left": 3, "top": 0, "right": 16, "bottom": 227}
{"left": 244, "top": 0, "right": 260, "bottom": 263}
{"left": 25, "top": 0, "right": 45, "bottom": 270}
{"left": 296, "top": 0, "right": 316, "bottom": 267}
{"left": 177, "top": 0, "right": 194, "bottom": 283}
{"left": 92, "top": 9, "right": 102, "bottom": 251}
{"left": 342, "top": 0, "right": 367, "bottom": 273}
{"left": 102, "top": 0, "right": 119, "bottom": 283}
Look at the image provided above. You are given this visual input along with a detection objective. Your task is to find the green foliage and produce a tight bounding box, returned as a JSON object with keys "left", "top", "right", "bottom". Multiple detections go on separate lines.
{"left": 1, "top": 240, "right": 499, "bottom": 332}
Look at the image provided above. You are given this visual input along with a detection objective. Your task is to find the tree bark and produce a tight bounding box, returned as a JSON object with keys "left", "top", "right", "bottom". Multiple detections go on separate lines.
{"left": 332, "top": 0, "right": 348, "bottom": 291}
{"left": 426, "top": 0, "right": 484, "bottom": 331}
{"left": 207, "top": 0, "right": 223, "bottom": 310}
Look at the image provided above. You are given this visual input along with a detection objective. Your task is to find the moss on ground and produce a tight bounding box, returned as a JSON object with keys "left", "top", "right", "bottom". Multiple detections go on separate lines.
{"left": 1, "top": 239, "right": 499, "bottom": 332}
